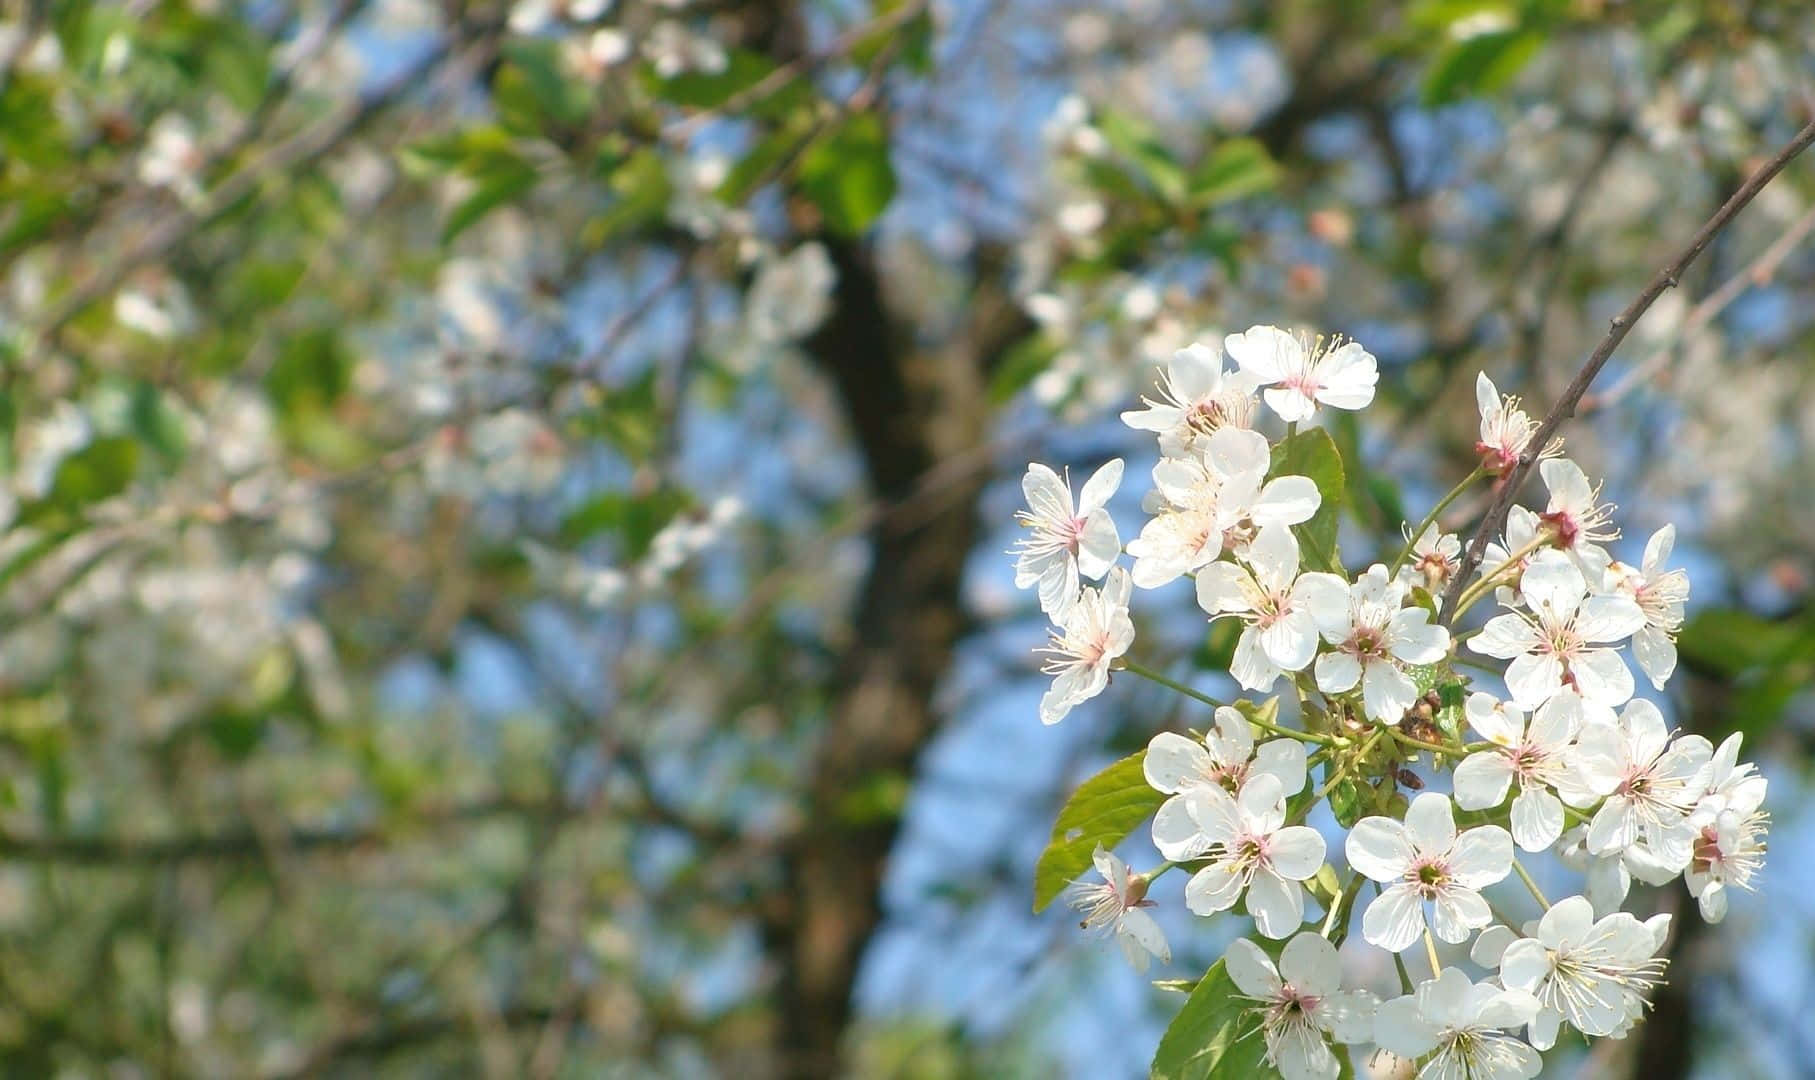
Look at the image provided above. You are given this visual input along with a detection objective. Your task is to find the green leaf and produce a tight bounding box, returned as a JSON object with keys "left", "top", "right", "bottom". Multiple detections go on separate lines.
{"left": 797, "top": 112, "right": 896, "bottom": 235}
{"left": 1189, "top": 138, "right": 1279, "bottom": 206}
{"left": 1421, "top": 28, "right": 1545, "bottom": 105}
{"left": 1032, "top": 751, "right": 1164, "bottom": 912}
{"left": 496, "top": 38, "right": 591, "bottom": 131}
{"left": 988, "top": 333, "right": 1061, "bottom": 405}
{"left": 46, "top": 436, "right": 139, "bottom": 510}
{"left": 653, "top": 49, "right": 782, "bottom": 111}
{"left": 1098, "top": 109, "right": 1187, "bottom": 204}
{"left": 1328, "top": 777, "right": 1365, "bottom": 828}
{"left": 1149, "top": 958, "right": 1268, "bottom": 1079}
{"left": 558, "top": 489, "right": 695, "bottom": 557}
{"left": 1269, "top": 428, "right": 1346, "bottom": 572}
{"left": 442, "top": 154, "right": 539, "bottom": 242}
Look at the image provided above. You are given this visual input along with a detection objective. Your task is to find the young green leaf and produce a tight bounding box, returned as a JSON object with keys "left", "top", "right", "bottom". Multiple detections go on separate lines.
{"left": 1032, "top": 750, "right": 1163, "bottom": 912}
{"left": 1149, "top": 958, "right": 1269, "bottom": 1079}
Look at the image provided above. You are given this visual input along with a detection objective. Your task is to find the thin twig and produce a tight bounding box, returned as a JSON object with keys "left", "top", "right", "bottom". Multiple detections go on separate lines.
{"left": 1586, "top": 199, "right": 1815, "bottom": 411}
{"left": 1439, "top": 117, "right": 1815, "bottom": 621}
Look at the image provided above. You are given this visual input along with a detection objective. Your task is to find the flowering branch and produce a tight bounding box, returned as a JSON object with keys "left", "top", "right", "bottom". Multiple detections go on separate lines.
{"left": 1438, "top": 116, "right": 1815, "bottom": 622}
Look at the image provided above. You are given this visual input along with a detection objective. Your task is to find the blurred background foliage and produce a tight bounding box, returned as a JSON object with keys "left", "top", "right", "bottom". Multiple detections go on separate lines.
{"left": 0, "top": 0, "right": 1814, "bottom": 1076}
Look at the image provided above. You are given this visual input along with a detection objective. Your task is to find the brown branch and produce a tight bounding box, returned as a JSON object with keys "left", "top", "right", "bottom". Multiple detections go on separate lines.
{"left": 1439, "top": 116, "right": 1815, "bottom": 621}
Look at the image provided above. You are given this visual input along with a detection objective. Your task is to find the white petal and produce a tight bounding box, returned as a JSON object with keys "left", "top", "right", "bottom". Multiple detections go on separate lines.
{"left": 1117, "top": 906, "right": 1169, "bottom": 968}
{"left": 1077, "top": 457, "right": 1124, "bottom": 514}
{"left": 1470, "top": 924, "right": 1517, "bottom": 968}
{"left": 1260, "top": 612, "right": 1320, "bottom": 673}
{"left": 1312, "top": 341, "right": 1378, "bottom": 410}
{"left": 1360, "top": 883, "right": 1426, "bottom": 953}
{"left": 1252, "top": 475, "right": 1322, "bottom": 527}
{"left": 1187, "top": 784, "right": 1245, "bottom": 846}
{"left": 1075, "top": 510, "right": 1120, "bottom": 580}
{"left": 1280, "top": 932, "right": 1343, "bottom": 997}
{"left": 1361, "top": 660, "right": 1418, "bottom": 723}
{"left": 1372, "top": 993, "right": 1441, "bottom": 1058}
{"left": 1447, "top": 826, "right": 1513, "bottom": 888}
{"left": 1388, "top": 610, "right": 1449, "bottom": 664}
{"left": 1452, "top": 752, "right": 1514, "bottom": 811}
{"left": 1268, "top": 826, "right": 1328, "bottom": 881}
{"left": 1510, "top": 787, "right": 1565, "bottom": 853}
{"left": 1643, "top": 524, "right": 1676, "bottom": 572}
{"left": 1209, "top": 705, "right": 1256, "bottom": 766}
{"left": 1222, "top": 936, "right": 1283, "bottom": 998}
{"left": 1570, "top": 647, "right": 1634, "bottom": 708}
{"left": 1633, "top": 626, "right": 1677, "bottom": 689}
{"left": 1224, "top": 324, "right": 1298, "bottom": 382}
{"left": 1471, "top": 614, "right": 1539, "bottom": 659}
{"left": 1185, "top": 861, "right": 1246, "bottom": 915}
{"left": 1316, "top": 989, "right": 1379, "bottom": 1044}
{"left": 1346, "top": 817, "right": 1413, "bottom": 881}
{"left": 1431, "top": 887, "right": 1490, "bottom": 943}
{"left": 1403, "top": 793, "right": 1457, "bottom": 856}
{"left": 1504, "top": 651, "right": 1564, "bottom": 709}
{"left": 1254, "top": 738, "right": 1309, "bottom": 796}
{"left": 1230, "top": 629, "right": 1282, "bottom": 691}
{"left": 1152, "top": 796, "right": 1209, "bottom": 861}
{"left": 1247, "top": 868, "right": 1306, "bottom": 938}
{"left": 1273, "top": 1022, "right": 1337, "bottom": 1080}
{"left": 1465, "top": 693, "right": 1525, "bottom": 746}
{"left": 1021, "top": 463, "right": 1073, "bottom": 520}
{"left": 1576, "top": 594, "right": 1645, "bottom": 642}
{"left": 1263, "top": 385, "right": 1317, "bottom": 423}
{"left": 1206, "top": 426, "right": 1270, "bottom": 479}
{"left": 1196, "top": 563, "right": 1254, "bottom": 615}
{"left": 1144, "top": 732, "right": 1211, "bottom": 794}
{"left": 1314, "top": 651, "right": 1362, "bottom": 695}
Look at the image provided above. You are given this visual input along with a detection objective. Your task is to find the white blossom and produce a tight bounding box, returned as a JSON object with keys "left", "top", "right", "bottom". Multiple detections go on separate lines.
{"left": 1452, "top": 692, "right": 1581, "bottom": 852}
{"left": 1068, "top": 845, "right": 1170, "bottom": 972}
{"left": 1037, "top": 568, "right": 1134, "bottom": 725}
{"left": 1535, "top": 458, "right": 1616, "bottom": 574}
{"left": 1498, "top": 896, "right": 1668, "bottom": 1048}
{"left": 1604, "top": 525, "right": 1690, "bottom": 690}
{"left": 1196, "top": 526, "right": 1348, "bottom": 692}
{"left": 1120, "top": 343, "right": 1259, "bottom": 456}
{"left": 1398, "top": 523, "right": 1461, "bottom": 597}
{"left": 1013, "top": 458, "right": 1123, "bottom": 615}
{"left": 1178, "top": 774, "right": 1326, "bottom": 938}
{"left": 1127, "top": 428, "right": 1319, "bottom": 588}
{"left": 1569, "top": 699, "right": 1712, "bottom": 869}
{"left": 1683, "top": 732, "right": 1768, "bottom": 922}
{"left": 1312, "top": 565, "right": 1450, "bottom": 723}
{"left": 1469, "top": 550, "right": 1645, "bottom": 709}
{"left": 1474, "top": 373, "right": 1560, "bottom": 477}
{"left": 1149, "top": 706, "right": 1307, "bottom": 860}
{"left": 1373, "top": 968, "right": 1541, "bottom": 1080}
{"left": 1224, "top": 325, "right": 1378, "bottom": 422}
{"left": 1347, "top": 793, "right": 1512, "bottom": 951}
{"left": 1225, "top": 933, "right": 1378, "bottom": 1080}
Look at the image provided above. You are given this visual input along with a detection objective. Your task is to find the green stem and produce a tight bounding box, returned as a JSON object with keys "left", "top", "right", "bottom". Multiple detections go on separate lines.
{"left": 1322, "top": 868, "right": 1365, "bottom": 945}
{"left": 1382, "top": 724, "right": 1472, "bottom": 759}
{"left": 1450, "top": 653, "right": 1504, "bottom": 675}
{"left": 1511, "top": 859, "right": 1551, "bottom": 910}
{"left": 1390, "top": 465, "right": 1487, "bottom": 577}
{"left": 1121, "top": 662, "right": 1333, "bottom": 745}
{"left": 1392, "top": 940, "right": 1417, "bottom": 993}
{"left": 1311, "top": 729, "right": 1384, "bottom": 804}
{"left": 1452, "top": 534, "right": 1550, "bottom": 618}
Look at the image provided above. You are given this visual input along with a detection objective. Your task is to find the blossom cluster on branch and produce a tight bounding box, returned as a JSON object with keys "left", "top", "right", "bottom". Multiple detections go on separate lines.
{"left": 1017, "top": 327, "right": 1767, "bottom": 1080}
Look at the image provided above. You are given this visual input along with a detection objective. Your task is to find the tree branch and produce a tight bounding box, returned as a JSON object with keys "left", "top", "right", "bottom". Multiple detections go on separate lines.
{"left": 1439, "top": 116, "right": 1815, "bottom": 621}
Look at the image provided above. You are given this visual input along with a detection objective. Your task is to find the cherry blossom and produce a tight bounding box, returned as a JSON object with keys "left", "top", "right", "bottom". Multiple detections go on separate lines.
{"left": 1120, "top": 343, "right": 1260, "bottom": 456}
{"left": 1452, "top": 692, "right": 1581, "bottom": 852}
{"left": 1497, "top": 896, "right": 1668, "bottom": 1048}
{"left": 1569, "top": 699, "right": 1712, "bottom": 868}
{"left": 1013, "top": 458, "right": 1124, "bottom": 615}
{"left": 1398, "top": 523, "right": 1461, "bottom": 596}
{"left": 1037, "top": 568, "right": 1134, "bottom": 724}
{"left": 1474, "top": 372, "right": 1561, "bottom": 477}
{"left": 1348, "top": 793, "right": 1512, "bottom": 950}
{"left": 1223, "top": 324, "right": 1379, "bottom": 422}
{"left": 1536, "top": 458, "right": 1616, "bottom": 574}
{"left": 1178, "top": 774, "right": 1326, "bottom": 938}
{"left": 1147, "top": 706, "right": 1308, "bottom": 861}
{"left": 1604, "top": 525, "right": 1690, "bottom": 690}
{"left": 1312, "top": 564, "right": 1450, "bottom": 722}
{"left": 1196, "top": 526, "right": 1348, "bottom": 691}
{"left": 1373, "top": 968, "right": 1541, "bottom": 1080}
{"left": 1224, "top": 933, "right": 1378, "bottom": 1080}
{"left": 1126, "top": 428, "right": 1318, "bottom": 588}
{"left": 1068, "top": 845, "right": 1170, "bottom": 972}
{"left": 1468, "top": 550, "right": 1645, "bottom": 709}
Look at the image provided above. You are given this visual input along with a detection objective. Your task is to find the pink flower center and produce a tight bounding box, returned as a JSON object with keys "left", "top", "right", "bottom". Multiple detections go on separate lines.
{"left": 1409, "top": 856, "right": 1451, "bottom": 899}
{"left": 1538, "top": 509, "right": 1579, "bottom": 548}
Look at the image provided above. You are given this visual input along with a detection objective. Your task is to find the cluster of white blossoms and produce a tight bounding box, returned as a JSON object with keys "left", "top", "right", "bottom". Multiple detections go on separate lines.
{"left": 1014, "top": 327, "right": 1769, "bottom": 1079}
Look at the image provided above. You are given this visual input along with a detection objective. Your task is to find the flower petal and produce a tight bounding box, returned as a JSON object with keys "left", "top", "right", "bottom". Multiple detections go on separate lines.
{"left": 1223, "top": 936, "right": 1283, "bottom": 999}
{"left": 1360, "top": 883, "right": 1426, "bottom": 953}
{"left": 1403, "top": 792, "right": 1457, "bottom": 857}
{"left": 1346, "top": 816, "right": 1413, "bottom": 881}
{"left": 1447, "top": 826, "right": 1513, "bottom": 889}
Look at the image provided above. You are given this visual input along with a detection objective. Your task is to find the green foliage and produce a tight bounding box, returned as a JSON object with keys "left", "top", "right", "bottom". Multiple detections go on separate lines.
{"left": 1678, "top": 608, "right": 1815, "bottom": 740}
{"left": 798, "top": 112, "right": 897, "bottom": 235}
{"left": 1032, "top": 750, "right": 1163, "bottom": 912}
{"left": 1148, "top": 958, "right": 1269, "bottom": 1079}
{"left": 1189, "top": 138, "right": 1280, "bottom": 207}
{"left": 1269, "top": 428, "right": 1347, "bottom": 572}
{"left": 559, "top": 489, "right": 695, "bottom": 557}
{"left": 988, "top": 333, "right": 1062, "bottom": 404}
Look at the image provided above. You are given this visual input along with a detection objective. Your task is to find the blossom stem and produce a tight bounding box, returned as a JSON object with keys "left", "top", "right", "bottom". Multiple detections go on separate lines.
{"left": 1391, "top": 938, "right": 1416, "bottom": 994}
{"left": 1382, "top": 725, "right": 1464, "bottom": 759}
{"left": 1389, "top": 465, "right": 1487, "bottom": 577}
{"left": 1322, "top": 869, "right": 1365, "bottom": 944}
{"left": 1511, "top": 859, "right": 1551, "bottom": 910}
{"left": 1311, "top": 729, "right": 1384, "bottom": 805}
{"left": 1120, "top": 662, "right": 1333, "bottom": 745}
{"left": 1449, "top": 653, "right": 1503, "bottom": 675}
{"left": 1451, "top": 534, "right": 1550, "bottom": 617}
{"left": 1423, "top": 927, "right": 1443, "bottom": 979}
